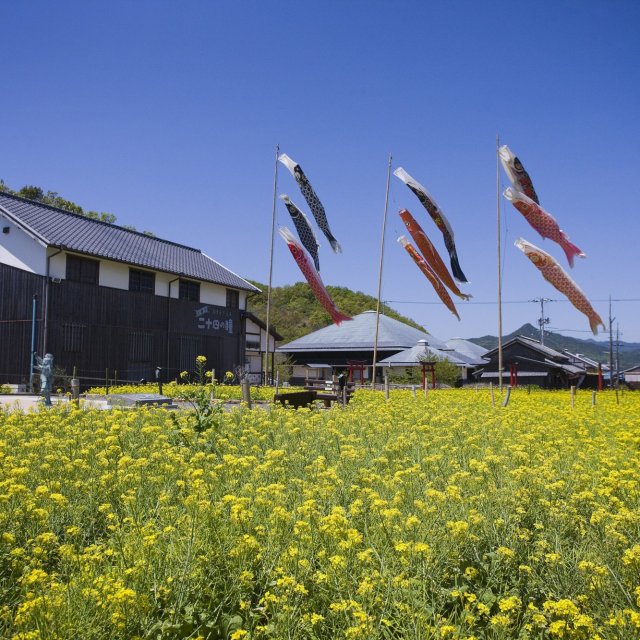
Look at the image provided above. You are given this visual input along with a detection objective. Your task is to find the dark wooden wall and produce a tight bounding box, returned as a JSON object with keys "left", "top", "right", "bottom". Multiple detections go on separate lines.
{"left": 0, "top": 263, "right": 243, "bottom": 386}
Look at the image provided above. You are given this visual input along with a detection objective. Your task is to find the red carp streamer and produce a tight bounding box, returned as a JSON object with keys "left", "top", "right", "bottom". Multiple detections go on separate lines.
{"left": 505, "top": 188, "right": 585, "bottom": 267}
{"left": 515, "top": 237, "right": 604, "bottom": 335}
{"left": 278, "top": 226, "right": 351, "bottom": 326}
{"left": 398, "top": 235, "right": 460, "bottom": 321}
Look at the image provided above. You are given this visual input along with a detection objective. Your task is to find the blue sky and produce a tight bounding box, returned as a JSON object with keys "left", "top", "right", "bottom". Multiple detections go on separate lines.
{"left": 3, "top": 1, "right": 639, "bottom": 342}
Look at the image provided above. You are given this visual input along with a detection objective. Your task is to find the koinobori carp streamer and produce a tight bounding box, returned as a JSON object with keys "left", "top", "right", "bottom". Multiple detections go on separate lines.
{"left": 278, "top": 153, "right": 342, "bottom": 254}
{"left": 278, "top": 226, "right": 351, "bottom": 325}
{"left": 399, "top": 209, "right": 471, "bottom": 301}
{"left": 499, "top": 145, "right": 540, "bottom": 204}
{"left": 394, "top": 167, "right": 468, "bottom": 284}
{"left": 398, "top": 235, "right": 460, "bottom": 321}
{"left": 505, "top": 187, "right": 585, "bottom": 267}
{"left": 515, "top": 237, "right": 604, "bottom": 335}
{"left": 280, "top": 194, "right": 321, "bottom": 272}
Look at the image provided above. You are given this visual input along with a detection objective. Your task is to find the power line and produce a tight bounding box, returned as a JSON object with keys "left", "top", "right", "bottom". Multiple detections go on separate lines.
{"left": 386, "top": 298, "right": 640, "bottom": 306}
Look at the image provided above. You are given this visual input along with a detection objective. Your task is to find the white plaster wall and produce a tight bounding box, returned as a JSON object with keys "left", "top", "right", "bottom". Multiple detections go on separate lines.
{"left": 156, "top": 272, "right": 178, "bottom": 297}
{"left": 48, "top": 251, "right": 67, "bottom": 279}
{"left": 0, "top": 217, "right": 47, "bottom": 273}
{"left": 200, "top": 282, "right": 227, "bottom": 305}
{"left": 99, "top": 261, "right": 129, "bottom": 289}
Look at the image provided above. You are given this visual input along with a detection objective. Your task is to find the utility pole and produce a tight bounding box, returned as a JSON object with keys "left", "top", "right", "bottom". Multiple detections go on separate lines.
{"left": 531, "top": 297, "right": 551, "bottom": 345}
{"left": 608, "top": 296, "right": 615, "bottom": 389}
{"left": 616, "top": 324, "right": 620, "bottom": 389}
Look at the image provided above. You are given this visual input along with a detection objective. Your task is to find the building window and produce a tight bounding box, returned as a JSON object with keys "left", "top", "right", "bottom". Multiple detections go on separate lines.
{"left": 179, "top": 279, "right": 200, "bottom": 302}
{"left": 63, "top": 323, "right": 85, "bottom": 352}
{"left": 66, "top": 255, "right": 99, "bottom": 284}
{"left": 226, "top": 289, "right": 239, "bottom": 309}
{"left": 129, "top": 269, "right": 155, "bottom": 294}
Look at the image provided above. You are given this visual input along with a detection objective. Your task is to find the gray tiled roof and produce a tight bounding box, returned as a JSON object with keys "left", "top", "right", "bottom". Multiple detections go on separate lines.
{"left": 483, "top": 335, "right": 568, "bottom": 361}
{"left": 278, "top": 311, "right": 446, "bottom": 352}
{"left": 444, "top": 338, "right": 489, "bottom": 365}
{"left": 0, "top": 192, "right": 259, "bottom": 292}
{"left": 378, "top": 340, "right": 471, "bottom": 366}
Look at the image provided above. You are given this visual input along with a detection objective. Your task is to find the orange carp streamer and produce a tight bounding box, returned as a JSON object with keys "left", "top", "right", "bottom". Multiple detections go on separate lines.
{"left": 398, "top": 235, "right": 460, "bottom": 320}
{"left": 399, "top": 209, "right": 471, "bottom": 301}
{"left": 515, "top": 238, "right": 604, "bottom": 335}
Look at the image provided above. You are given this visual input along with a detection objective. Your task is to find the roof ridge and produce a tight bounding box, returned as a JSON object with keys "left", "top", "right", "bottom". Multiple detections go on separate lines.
{"left": 0, "top": 190, "right": 202, "bottom": 253}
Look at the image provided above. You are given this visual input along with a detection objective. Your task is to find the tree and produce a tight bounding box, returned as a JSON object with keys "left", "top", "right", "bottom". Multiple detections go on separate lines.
{"left": 2, "top": 179, "right": 119, "bottom": 225}
{"left": 421, "top": 355, "right": 460, "bottom": 387}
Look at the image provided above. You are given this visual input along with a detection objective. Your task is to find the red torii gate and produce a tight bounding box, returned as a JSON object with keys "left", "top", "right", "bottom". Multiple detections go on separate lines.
{"left": 346, "top": 360, "right": 367, "bottom": 386}
{"left": 510, "top": 363, "right": 519, "bottom": 388}
{"left": 421, "top": 361, "right": 436, "bottom": 390}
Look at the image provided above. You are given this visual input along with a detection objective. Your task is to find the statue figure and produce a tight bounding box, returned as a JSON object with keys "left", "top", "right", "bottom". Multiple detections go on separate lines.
{"left": 35, "top": 353, "right": 54, "bottom": 406}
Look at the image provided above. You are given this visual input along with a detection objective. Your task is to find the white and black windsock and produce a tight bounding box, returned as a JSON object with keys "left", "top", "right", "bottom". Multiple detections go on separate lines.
{"left": 280, "top": 195, "right": 321, "bottom": 272}
{"left": 278, "top": 153, "right": 342, "bottom": 254}
{"left": 394, "top": 167, "right": 468, "bottom": 284}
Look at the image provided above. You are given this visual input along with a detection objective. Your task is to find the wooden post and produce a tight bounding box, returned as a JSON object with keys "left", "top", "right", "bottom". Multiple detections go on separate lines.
{"left": 114, "top": 370, "right": 118, "bottom": 388}
{"left": 384, "top": 371, "right": 389, "bottom": 401}
{"left": 615, "top": 388, "right": 619, "bottom": 405}
{"left": 241, "top": 378, "right": 252, "bottom": 408}
{"left": 570, "top": 385, "right": 575, "bottom": 408}
{"left": 501, "top": 385, "right": 511, "bottom": 407}
{"left": 411, "top": 385, "right": 416, "bottom": 398}
{"left": 490, "top": 382, "right": 495, "bottom": 407}
{"left": 71, "top": 365, "right": 79, "bottom": 405}
{"left": 591, "top": 390, "right": 596, "bottom": 407}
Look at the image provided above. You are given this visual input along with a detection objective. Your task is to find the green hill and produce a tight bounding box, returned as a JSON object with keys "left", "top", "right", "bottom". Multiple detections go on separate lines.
{"left": 246, "top": 281, "right": 425, "bottom": 344}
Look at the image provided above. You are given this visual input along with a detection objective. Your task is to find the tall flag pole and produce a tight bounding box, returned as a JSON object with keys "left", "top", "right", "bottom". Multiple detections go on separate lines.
{"left": 496, "top": 135, "right": 504, "bottom": 392}
{"left": 372, "top": 153, "right": 392, "bottom": 389}
{"left": 265, "top": 144, "right": 279, "bottom": 385}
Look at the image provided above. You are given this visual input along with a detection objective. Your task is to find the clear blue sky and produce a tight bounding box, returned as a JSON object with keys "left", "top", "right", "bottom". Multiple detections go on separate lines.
{"left": 3, "top": 1, "right": 639, "bottom": 342}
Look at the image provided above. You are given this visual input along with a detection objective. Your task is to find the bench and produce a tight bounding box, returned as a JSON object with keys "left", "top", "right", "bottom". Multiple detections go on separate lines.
{"left": 274, "top": 390, "right": 317, "bottom": 409}
{"left": 305, "top": 382, "right": 355, "bottom": 407}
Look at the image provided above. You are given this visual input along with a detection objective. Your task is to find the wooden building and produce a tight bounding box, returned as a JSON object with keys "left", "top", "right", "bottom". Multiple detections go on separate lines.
{"left": 473, "top": 335, "right": 586, "bottom": 388}
{"left": 0, "top": 191, "right": 277, "bottom": 387}
{"left": 624, "top": 365, "right": 640, "bottom": 390}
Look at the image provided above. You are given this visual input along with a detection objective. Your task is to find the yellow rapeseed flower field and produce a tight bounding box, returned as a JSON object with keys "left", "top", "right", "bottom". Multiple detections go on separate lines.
{"left": 1, "top": 388, "right": 639, "bottom": 639}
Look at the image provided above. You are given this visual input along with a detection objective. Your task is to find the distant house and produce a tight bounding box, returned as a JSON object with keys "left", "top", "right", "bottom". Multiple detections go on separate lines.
{"left": 563, "top": 351, "right": 609, "bottom": 389}
{"left": 474, "top": 335, "right": 586, "bottom": 388}
{"left": 624, "top": 365, "right": 640, "bottom": 390}
{"left": 0, "top": 191, "right": 277, "bottom": 386}
{"left": 277, "top": 311, "right": 479, "bottom": 385}
{"left": 378, "top": 338, "right": 487, "bottom": 383}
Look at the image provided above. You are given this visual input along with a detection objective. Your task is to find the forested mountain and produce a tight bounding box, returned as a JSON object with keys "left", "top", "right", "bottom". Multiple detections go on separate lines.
{"left": 246, "top": 281, "right": 425, "bottom": 344}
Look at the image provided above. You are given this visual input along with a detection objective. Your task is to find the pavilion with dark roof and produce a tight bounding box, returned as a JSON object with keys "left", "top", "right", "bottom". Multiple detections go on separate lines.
{"left": 278, "top": 311, "right": 485, "bottom": 385}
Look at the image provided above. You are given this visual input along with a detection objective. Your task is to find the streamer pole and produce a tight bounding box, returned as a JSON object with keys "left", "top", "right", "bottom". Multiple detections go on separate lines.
{"left": 371, "top": 153, "right": 392, "bottom": 389}
{"left": 497, "top": 135, "right": 504, "bottom": 392}
{"left": 264, "top": 144, "right": 279, "bottom": 385}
